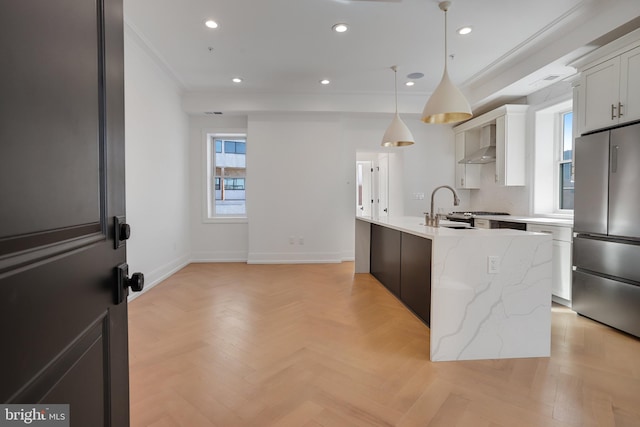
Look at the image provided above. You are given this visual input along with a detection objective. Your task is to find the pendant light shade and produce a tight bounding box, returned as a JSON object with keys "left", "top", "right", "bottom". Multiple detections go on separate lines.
{"left": 382, "top": 113, "right": 415, "bottom": 147}
{"left": 421, "top": 1, "right": 472, "bottom": 124}
{"left": 382, "top": 66, "right": 415, "bottom": 147}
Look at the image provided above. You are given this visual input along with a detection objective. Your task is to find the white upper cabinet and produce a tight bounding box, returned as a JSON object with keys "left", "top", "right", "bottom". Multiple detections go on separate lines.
{"left": 454, "top": 104, "right": 528, "bottom": 187}
{"left": 454, "top": 132, "right": 481, "bottom": 189}
{"left": 619, "top": 46, "right": 640, "bottom": 126}
{"left": 575, "top": 30, "right": 640, "bottom": 134}
{"left": 579, "top": 57, "right": 620, "bottom": 133}
{"left": 495, "top": 111, "right": 527, "bottom": 186}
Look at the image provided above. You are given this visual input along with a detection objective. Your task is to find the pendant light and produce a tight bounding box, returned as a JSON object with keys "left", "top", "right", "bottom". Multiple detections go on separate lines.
{"left": 421, "top": 1, "right": 472, "bottom": 124}
{"left": 382, "top": 66, "right": 415, "bottom": 147}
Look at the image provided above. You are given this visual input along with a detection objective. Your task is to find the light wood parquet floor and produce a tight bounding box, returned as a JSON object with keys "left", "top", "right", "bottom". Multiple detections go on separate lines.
{"left": 128, "top": 262, "right": 640, "bottom": 427}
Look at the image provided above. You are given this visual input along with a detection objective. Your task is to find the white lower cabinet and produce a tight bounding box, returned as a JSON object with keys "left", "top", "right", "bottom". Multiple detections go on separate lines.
{"left": 527, "top": 224, "right": 572, "bottom": 304}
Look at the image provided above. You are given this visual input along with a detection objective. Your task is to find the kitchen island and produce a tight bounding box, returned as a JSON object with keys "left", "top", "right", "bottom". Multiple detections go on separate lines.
{"left": 355, "top": 216, "right": 552, "bottom": 362}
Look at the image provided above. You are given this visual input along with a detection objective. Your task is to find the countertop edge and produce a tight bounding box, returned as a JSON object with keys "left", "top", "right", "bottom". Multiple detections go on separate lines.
{"left": 356, "top": 216, "right": 551, "bottom": 239}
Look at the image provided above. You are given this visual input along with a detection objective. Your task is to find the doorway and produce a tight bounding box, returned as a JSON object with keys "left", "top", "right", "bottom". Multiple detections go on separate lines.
{"left": 356, "top": 161, "right": 373, "bottom": 217}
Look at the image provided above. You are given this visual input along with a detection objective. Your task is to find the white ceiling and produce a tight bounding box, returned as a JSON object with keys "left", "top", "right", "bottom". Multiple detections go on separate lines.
{"left": 123, "top": 0, "right": 640, "bottom": 113}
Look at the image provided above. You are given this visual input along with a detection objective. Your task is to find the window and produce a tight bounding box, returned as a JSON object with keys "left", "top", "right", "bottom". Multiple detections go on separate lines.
{"left": 206, "top": 134, "right": 247, "bottom": 219}
{"left": 224, "top": 140, "right": 246, "bottom": 154}
{"left": 224, "top": 177, "right": 245, "bottom": 190}
{"left": 558, "top": 111, "right": 574, "bottom": 210}
{"left": 533, "top": 98, "right": 574, "bottom": 215}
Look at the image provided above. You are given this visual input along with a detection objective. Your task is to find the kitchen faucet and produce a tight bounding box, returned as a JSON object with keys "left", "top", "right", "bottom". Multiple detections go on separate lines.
{"left": 425, "top": 185, "right": 460, "bottom": 227}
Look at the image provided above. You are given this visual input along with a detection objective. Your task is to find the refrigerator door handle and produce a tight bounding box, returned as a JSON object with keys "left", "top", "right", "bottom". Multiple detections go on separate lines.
{"left": 611, "top": 145, "right": 619, "bottom": 173}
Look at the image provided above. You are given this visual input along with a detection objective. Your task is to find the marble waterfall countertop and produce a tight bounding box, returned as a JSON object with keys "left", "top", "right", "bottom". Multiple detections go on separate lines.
{"left": 355, "top": 216, "right": 553, "bottom": 362}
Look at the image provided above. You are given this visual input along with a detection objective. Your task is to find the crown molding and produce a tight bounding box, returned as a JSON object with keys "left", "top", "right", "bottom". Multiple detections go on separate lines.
{"left": 123, "top": 19, "right": 187, "bottom": 91}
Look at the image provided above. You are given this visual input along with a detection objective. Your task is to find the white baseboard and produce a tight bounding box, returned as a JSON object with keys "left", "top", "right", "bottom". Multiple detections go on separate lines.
{"left": 127, "top": 253, "right": 190, "bottom": 302}
{"left": 190, "top": 250, "right": 248, "bottom": 263}
{"left": 552, "top": 295, "right": 571, "bottom": 307}
{"left": 340, "top": 251, "right": 355, "bottom": 262}
{"left": 247, "top": 251, "right": 342, "bottom": 264}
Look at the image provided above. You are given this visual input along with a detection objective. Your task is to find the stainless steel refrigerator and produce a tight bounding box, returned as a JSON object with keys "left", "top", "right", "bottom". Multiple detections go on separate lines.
{"left": 573, "top": 122, "right": 640, "bottom": 338}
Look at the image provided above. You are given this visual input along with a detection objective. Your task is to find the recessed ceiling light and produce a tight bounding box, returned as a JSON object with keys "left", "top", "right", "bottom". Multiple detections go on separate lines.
{"left": 332, "top": 23, "right": 348, "bottom": 33}
{"left": 405, "top": 81, "right": 415, "bottom": 87}
{"left": 205, "top": 20, "right": 218, "bottom": 29}
{"left": 232, "top": 77, "right": 243, "bottom": 83}
{"left": 457, "top": 26, "right": 472, "bottom": 35}
{"left": 320, "top": 79, "right": 330, "bottom": 85}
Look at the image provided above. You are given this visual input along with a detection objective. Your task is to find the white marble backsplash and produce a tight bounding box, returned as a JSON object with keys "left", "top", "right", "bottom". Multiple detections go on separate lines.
{"left": 469, "top": 164, "right": 530, "bottom": 214}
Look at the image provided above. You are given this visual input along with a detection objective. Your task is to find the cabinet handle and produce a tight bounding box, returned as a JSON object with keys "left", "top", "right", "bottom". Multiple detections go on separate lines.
{"left": 611, "top": 103, "right": 617, "bottom": 120}
{"left": 618, "top": 102, "right": 624, "bottom": 117}
{"left": 460, "top": 178, "right": 464, "bottom": 186}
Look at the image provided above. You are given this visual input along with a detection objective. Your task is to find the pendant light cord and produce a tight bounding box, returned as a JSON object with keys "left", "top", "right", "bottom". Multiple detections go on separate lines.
{"left": 443, "top": 6, "right": 448, "bottom": 72}
{"left": 394, "top": 67, "right": 398, "bottom": 114}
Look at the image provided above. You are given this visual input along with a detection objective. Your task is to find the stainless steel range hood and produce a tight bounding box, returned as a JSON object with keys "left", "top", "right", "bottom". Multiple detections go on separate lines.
{"left": 458, "top": 124, "right": 496, "bottom": 164}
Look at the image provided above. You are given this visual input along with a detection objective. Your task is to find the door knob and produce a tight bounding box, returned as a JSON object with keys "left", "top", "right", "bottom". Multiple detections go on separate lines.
{"left": 126, "top": 272, "right": 145, "bottom": 292}
{"left": 115, "top": 263, "right": 145, "bottom": 304}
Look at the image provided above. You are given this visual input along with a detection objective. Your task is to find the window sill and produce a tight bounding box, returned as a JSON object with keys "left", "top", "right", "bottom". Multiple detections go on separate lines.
{"left": 533, "top": 212, "right": 574, "bottom": 220}
{"left": 203, "top": 217, "right": 248, "bottom": 224}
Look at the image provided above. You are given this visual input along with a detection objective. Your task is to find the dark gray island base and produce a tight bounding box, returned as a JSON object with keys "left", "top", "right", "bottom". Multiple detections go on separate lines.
{"left": 370, "top": 224, "right": 431, "bottom": 325}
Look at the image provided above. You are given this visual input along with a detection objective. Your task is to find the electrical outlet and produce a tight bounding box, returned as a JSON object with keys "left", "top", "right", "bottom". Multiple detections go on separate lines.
{"left": 289, "top": 236, "right": 295, "bottom": 245}
{"left": 299, "top": 236, "right": 304, "bottom": 245}
{"left": 488, "top": 256, "right": 500, "bottom": 274}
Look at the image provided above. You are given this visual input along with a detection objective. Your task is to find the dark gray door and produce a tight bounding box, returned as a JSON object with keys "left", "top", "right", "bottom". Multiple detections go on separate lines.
{"left": 573, "top": 130, "right": 610, "bottom": 235}
{"left": 1, "top": 1, "right": 135, "bottom": 425}
{"left": 609, "top": 123, "right": 640, "bottom": 239}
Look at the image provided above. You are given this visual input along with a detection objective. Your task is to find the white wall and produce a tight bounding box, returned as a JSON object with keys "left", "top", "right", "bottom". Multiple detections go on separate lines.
{"left": 246, "top": 114, "right": 350, "bottom": 263}
{"left": 187, "top": 112, "right": 460, "bottom": 263}
{"left": 124, "top": 31, "right": 190, "bottom": 296}
{"left": 189, "top": 115, "right": 249, "bottom": 262}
